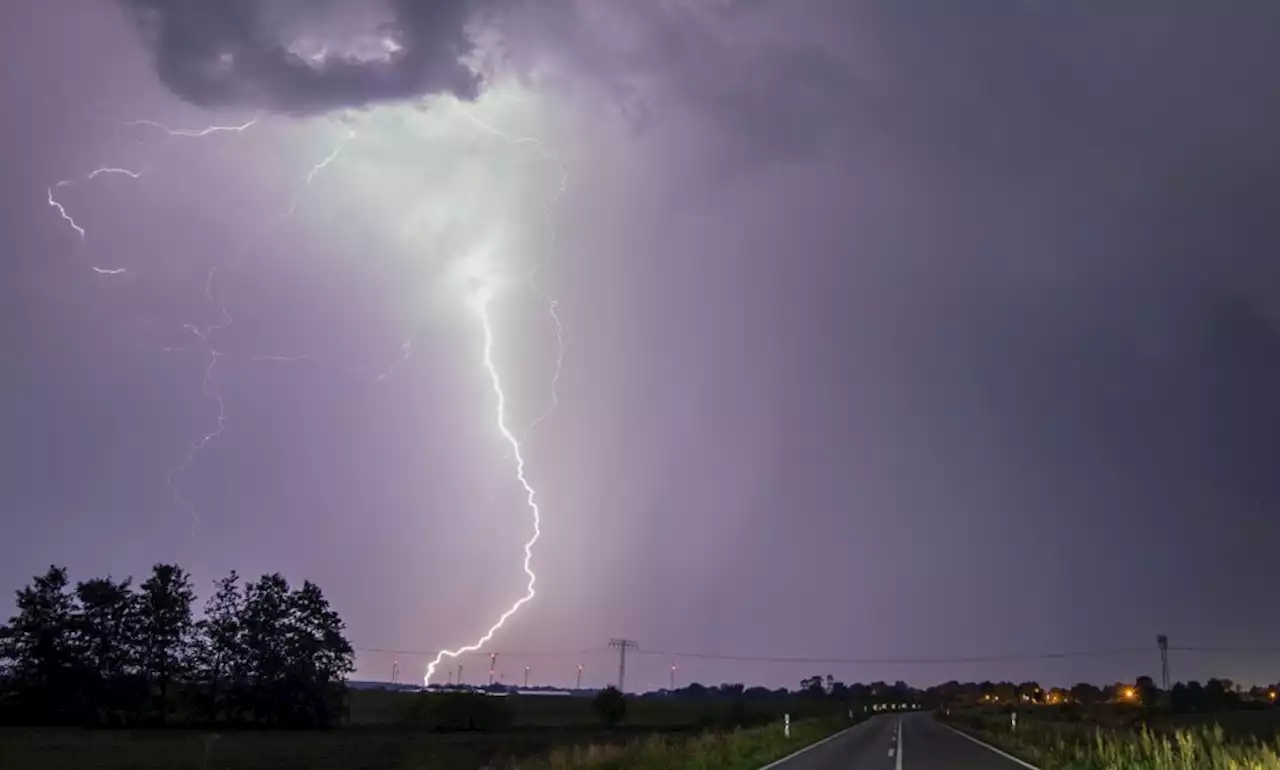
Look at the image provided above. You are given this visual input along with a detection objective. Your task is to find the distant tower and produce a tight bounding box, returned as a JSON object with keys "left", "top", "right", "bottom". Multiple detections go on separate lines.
{"left": 524, "top": 666, "right": 531, "bottom": 688}
{"left": 576, "top": 663, "right": 584, "bottom": 690}
{"left": 670, "top": 662, "right": 677, "bottom": 691}
{"left": 447, "top": 670, "right": 453, "bottom": 686}
{"left": 457, "top": 663, "right": 464, "bottom": 686}
{"left": 1157, "top": 635, "right": 1170, "bottom": 690}
{"left": 609, "top": 638, "right": 638, "bottom": 692}
{"left": 391, "top": 659, "right": 400, "bottom": 685}
{"left": 489, "top": 653, "right": 499, "bottom": 686}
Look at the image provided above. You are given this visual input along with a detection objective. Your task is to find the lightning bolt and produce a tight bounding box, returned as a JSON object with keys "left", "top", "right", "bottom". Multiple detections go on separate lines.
{"left": 423, "top": 106, "right": 568, "bottom": 686}
{"left": 124, "top": 118, "right": 258, "bottom": 137}
{"left": 167, "top": 266, "right": 232, "bottom": 541}
{"left": 64, "top": 119, "right": 256, "bottom": 542}
{"left": 85, "top": 167, "right": 143, "bottom": 181}
{"left": 374, "top": 337, "right": 416, "bottom": 383}
{"left": 285, "top": 127, "right": 356, "bottom": 217}
{"left": 46, "top": 185, "right": 85, "bottom": 239}
{"left": 79, "top": 115, "right": 379, "bottom": 548}
{"left": 46, "top": 166, "right": 143, "bottom": 241}
{"left": 423, "top": 286, "right": 542, "bottom": 686}
{"left": 253, "top": 354, "right": 317, "bottom": 364}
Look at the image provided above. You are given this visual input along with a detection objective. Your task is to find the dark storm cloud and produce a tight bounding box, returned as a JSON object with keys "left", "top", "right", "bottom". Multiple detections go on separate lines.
{"left": 116, "top": 0, "right": 493, "bottom": 114}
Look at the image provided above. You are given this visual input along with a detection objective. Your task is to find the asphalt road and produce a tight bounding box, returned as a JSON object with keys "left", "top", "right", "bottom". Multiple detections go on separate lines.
{"left": 768, "top": 712, "right": 1033, "bottom": 770}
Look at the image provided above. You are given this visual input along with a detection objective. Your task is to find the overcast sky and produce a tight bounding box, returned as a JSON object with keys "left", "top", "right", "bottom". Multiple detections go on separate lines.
{"left": 4, "top": 0, "right": 1280, "bottom": 691}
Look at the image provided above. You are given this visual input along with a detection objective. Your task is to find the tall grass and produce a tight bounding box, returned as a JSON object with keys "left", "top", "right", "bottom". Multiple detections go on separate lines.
{"left": 953, "top": 713, "right": 1280, "bottom": 770}
{"left": 512, "top": 716, "right": 849, "bottom": 770}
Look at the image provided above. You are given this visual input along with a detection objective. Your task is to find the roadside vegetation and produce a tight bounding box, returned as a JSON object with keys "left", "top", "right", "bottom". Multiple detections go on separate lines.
{"left": 945, "top": 711, "right": 1280, "bottom": 770}
{"left": 940, "top": 683, "right": 1280, "bottom": 770}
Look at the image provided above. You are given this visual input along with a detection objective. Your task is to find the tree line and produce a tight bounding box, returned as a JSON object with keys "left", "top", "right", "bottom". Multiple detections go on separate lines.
{"left": 920, "top": 676, "right": 1278, "bottom": 713}
{"left": 646, "top": 674, "right": 1278, "bottom": 718}
{"left": 0, "top": 564, "right": 354, "bottom": 727}
{"left": 776, "top": 675, "right": 1278, "bottom": 714}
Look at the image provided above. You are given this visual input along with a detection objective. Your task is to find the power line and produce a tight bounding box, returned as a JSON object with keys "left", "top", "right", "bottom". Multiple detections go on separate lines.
{"left": 1171, "top": 645, "right": 1280, "bottom": 656}
{"left": 610, "top": 638, "right": 639, "bottom": 691}
{"left": 634, "top": 647, "right": 1155, "bottom": 665}
{"left": 353, "top": 646, "right": 602, "bottom": 657}
{"left": 352, "top": 644, "right": 1280, "bottom": 666}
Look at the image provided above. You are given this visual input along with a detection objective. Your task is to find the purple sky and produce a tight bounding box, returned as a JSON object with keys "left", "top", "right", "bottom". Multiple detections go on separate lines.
{"left": 5, "top": 1, "right": 1280, "bottom": 692}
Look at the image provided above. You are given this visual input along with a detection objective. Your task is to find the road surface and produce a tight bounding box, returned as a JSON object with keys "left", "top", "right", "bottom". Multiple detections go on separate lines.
{"left": 768, "top": 712, "right": 1034, "bottom": 770}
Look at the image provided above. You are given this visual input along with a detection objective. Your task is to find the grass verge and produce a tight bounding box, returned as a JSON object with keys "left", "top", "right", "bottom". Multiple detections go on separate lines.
{"left": 0, "top": 718, "right": 853, "bottom": 770}
{"left": 944, "top": 711, "right": 1280, "bottom": 770}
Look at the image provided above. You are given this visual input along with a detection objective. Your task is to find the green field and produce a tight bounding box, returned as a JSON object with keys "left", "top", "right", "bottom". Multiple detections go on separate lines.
{"left": 518, "top": 716, "right": 850, "bottom": 770}
{"left": 0, "top": 721, "right": 849, "bottom": 770}
{"left": 348, "top": 689, "right": 786, "bottom": 728}
{"left": 0, "top": 691, "right": 850, "bottom": 770}
{"left": 0, "top": 726, "right": 632, "bottom": 770}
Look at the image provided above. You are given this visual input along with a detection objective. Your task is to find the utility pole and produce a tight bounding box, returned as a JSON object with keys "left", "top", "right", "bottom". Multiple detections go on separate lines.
{"left": 489, "top": 653, "right": 498, "bottom": 686}
{"left": 576, "top": 663, "right": 584, "bottom": 690}
{"left": 457, "top": 663, "right": 463, "bottom": 687}
{"left": 524, "top": 666, "right": 531, "bottom": 688}
{"left": 609, "top": 638, "right": 638, "bottom": 693}
{"left": 1157, "top": 635, "right": 1170, "bottom": 690}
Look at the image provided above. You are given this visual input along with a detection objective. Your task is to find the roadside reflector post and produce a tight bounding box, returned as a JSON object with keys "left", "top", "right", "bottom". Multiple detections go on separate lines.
{"left": 784, "top": 713, "right": 791, "bottom": 738}
{"left": 1011, "top": 711, "right": 1017, "bottom": 732}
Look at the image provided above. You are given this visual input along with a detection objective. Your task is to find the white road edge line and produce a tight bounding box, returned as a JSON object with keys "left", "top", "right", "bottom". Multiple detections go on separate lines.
{"left": 895, "top": 718, "right": 903, "bottom": 770}
{"left": 757, "top": 721, "right": 863, "bottom": 770}
{"left": 938, "top": 721, "right": 1042, "bottom": 770}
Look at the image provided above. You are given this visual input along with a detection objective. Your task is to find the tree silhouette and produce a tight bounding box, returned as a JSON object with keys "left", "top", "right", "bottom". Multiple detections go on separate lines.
{"left": 800, "top": 675, "right": 826, "bottom": 697}
{"left": 241, "top": 573, "right": 293, "bottom": 724}
{"left": 0, "top": 566, "right": 79, "bottom": 723}
{"left": 193, "top": 571, "right": 246, "bottom": 722}
{"left": 592, "top": 685, "right": 627, "bottom": 726}
{"left": 72, "top": 576, "right": 137, "bottom": 723}
{"left": 281, "top": 579, "right": 353, "bottom": 725}
{"left": 1, "top": 565, "right": 353, "bottom": 728}
{"left": 136, "top": 565, "right": 195, "bottom": 723}
{"left": 1134, "top": 675, "right": 1160, "bottom": 707}
{"left": 1070, "top": 682, "right": 1103, "bottom": 705}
